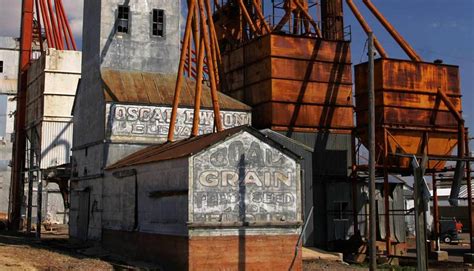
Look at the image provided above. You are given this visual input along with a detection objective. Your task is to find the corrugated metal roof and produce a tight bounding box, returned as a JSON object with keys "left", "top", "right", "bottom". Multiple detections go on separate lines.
{"left": 106, "top": 125, "right": 301, "bottom": 170}
{"left": 107, "top": 126, "right": 247, "bottom": 170}
{"left": 101, "top": 69, "right": 251, "bottom": 111}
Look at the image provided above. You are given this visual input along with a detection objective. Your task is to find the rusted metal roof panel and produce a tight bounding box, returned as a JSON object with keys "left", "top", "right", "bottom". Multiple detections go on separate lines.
{"left": 106, "top": 125, "right": 301, "bottom": 170}
{"left": 101, "top": 69, "right": 251, "bottom": 111}
{"left": 106, "top": 126, "right": 247, "bottom": 169}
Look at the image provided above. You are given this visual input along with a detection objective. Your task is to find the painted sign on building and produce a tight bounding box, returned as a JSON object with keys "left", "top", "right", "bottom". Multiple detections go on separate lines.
{"left": 191, "top": 132, "right": 300, "bottom": 224}
{"left": 107, "top": 104, "right": 251, "bottom": 143}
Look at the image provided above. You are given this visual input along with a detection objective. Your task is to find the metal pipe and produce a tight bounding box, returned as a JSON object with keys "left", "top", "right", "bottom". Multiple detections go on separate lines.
{"left": 56, "top": 0, "right": 71, "bottom": 50}
{"left": 367, "top": 32, "right": 377, "bottom": 271}
{"left": 54, "top": 0, "right": 66, "bottom": 49}
{"left": 432, "top": 172, "right": 440, "bottom": 251}
{"left": 437, "top": 88, "right": 463, "bottom": 123}
{"left": 198, "top": 0, "right": 223, "bottom": 131}
{"left": 57, "top": 0, "right": 77, "bottom": 50}
{"left": 383, "top": 129, "right": 391, "bottom": 255}
{"left": 34, "top": 0, "right": 44, "bottom": 52}
{"left": 46, "top": 0, "right": 63, "bottom": 49}
{"left": 9, "top": 0, "right": 34, "bottom": 231}
{"left": 39, "top": 0, "right": 54, "bottom": 49}
{"left": 362, "top": 0, "right": 422, "bottom": 62}
{"left": 192, "top": 37, "right": 206, "bottom": 137}
{"left": 293, "top": 0, "right": 322, "bottom": 37}
{"left": 252, "top": 0, "right": 271, "bottom": 34}
{"left": 36, "top": 170, "right": 42, "bottom": 239}
{"left": 204, "top": 0, "right": 220, "bottom": 84}
{"left": 168, "top": 0, "right": 197, "bottom": 142}
{"left": 345, "top": 0, "right": 388, "bottom": 58}
{"left": 237, "top": 0, "right": 259, "bottom": 35}
{"left": 351, "top": 131, "right": 359, "bottom": 234}
{"left": 466, "top": 129, "right": 473, "bottom": 252}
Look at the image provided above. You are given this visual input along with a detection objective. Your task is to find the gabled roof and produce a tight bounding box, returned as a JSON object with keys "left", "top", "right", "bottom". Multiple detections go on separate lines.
{"left": 106, "top": 126, "right": 301, "bottom": 170}
{"left": 101, "top": 69, "right": 251, "bottom": 111}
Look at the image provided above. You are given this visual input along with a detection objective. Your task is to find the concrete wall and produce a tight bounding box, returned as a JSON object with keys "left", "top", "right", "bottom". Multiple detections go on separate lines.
{"left": 69, "top": 178, "right": 103, "bottom": 240}
{"left": 103, "top": 159, "right": 189, "bottom": 235}
{"left": 190, "top": 131, "right": 302, "bottom": 225}
{"left": 0, "top": 139, "right": 12, "bottom": 215}
{"left": 99, "top": 0, "right": 180, "bottom": 73}
{"left": 0, "top": 37, "right": 19, "bottom": 95}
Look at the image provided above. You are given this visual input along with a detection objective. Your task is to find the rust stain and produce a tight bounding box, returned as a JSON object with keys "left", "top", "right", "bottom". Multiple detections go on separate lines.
{"left": 100, "top": 69, "right": 251, "bottom": 111}
{"left": 355, "top": 59, "right": 463, "bottom": 170}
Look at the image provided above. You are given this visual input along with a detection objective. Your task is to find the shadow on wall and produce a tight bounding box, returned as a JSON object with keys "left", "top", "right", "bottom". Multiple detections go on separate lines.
{"left": 238, "top": 154, "right": 246, "bottom": 271}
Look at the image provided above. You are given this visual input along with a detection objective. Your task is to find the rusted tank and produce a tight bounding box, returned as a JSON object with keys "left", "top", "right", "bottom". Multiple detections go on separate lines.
{"left": 222, "top": 33, "right": 354, "bottom": 134}
{"left": 355, "top": 59, "right": 462, "bottom": 170}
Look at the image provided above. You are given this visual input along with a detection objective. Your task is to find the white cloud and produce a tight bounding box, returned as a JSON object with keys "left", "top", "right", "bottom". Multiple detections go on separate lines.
{"left": 0, "top": 0, "right": 83, "bottom": 42}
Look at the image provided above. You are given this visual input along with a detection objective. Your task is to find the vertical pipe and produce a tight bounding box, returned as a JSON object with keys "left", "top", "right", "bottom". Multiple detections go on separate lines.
{"left": 367, "top": 32, "right": 377, "bottom": 271}
{"left": 351, "top": 131, "right": 359, "bottom": 234}
{"left": 362, "top": 0, "right": 422, "bottom": 62}
{"left": 432, "top": 172, "right": 440, "bottom": 251}
{"left": 26, "top": 138, "right": 34, "bottom": 233}
{"left": 320, "top": 0, "right": 344, "bottom": 40}
{"left": 168, "top": 0, "right": 196, "bottom": 142}
{"left": 383, "top": 129, "right": 391, "bottom": 256}
{"left": 466, "top": 130, "right": 473, "bottom": 252}
{"left": 9, "top": 0, "right": 34, "bottom": 231}
{"left": 36, "top": 170, "right": 42, "bottom": 239}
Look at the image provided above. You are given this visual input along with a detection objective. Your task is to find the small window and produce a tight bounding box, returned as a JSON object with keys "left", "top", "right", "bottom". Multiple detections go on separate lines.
{"left": 0, "top": 61, "right": 3, "bottom": 73}
{"left": 333, "top": 201, "right": 349, "bottom": 221}
{"left": 152, "top": 9, "right": 165, "bottom": 37}
{"left": 117, "top": 5, "right": 130, "bottom": 34}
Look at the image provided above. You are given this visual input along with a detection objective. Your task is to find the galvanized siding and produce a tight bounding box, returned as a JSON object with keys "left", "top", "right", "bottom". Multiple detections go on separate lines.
{"left": 260, "top": 129, "right": 315, "bottom": 246}
{"left": 41, "top": 121, "right": 73, "bottom": 169}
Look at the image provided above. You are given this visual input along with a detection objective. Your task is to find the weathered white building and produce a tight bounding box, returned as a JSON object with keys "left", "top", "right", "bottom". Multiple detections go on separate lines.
{"left": 70, "top": 0, "right": 252, "bottom": 240}
{"left": 102, "top": 126, "right": 303, "bottom": 270}
{"left": 24, "top": 48, "right": 82, "bottom": 225}
{"left": 0, "top": 37, "right": 20, "bottom": 217}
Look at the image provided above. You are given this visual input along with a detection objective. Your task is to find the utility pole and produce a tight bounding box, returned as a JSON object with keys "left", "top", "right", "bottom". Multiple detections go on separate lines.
{"left": 413, "top": 156, "right": 428, "bottom": 271}
{"left": 367, "top": 32, "right": 377, "bottom": 271}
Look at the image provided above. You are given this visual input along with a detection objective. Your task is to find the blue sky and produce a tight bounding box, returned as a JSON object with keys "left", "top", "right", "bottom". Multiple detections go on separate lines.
{"left": 1, "top": 1, "right": 473, "bottom": 150}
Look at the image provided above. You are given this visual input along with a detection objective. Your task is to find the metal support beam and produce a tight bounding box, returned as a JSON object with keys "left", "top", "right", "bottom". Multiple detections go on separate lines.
{"left": 432, "top": 172, "right": 440, "bottom": 251}
{"left": 362, "top": 0, "right": 422, "bottom": 62}
{"left": 9, "top": 0, "right": 34, "bottom": 231}
{"left": 345, "top": 0, "right": 388, "bottom": 58}
{"left": 36, "top": 170, "right": 42, "bottom": 239}
{"left": 413, "top": 156, "right": 428, "bottom": 271}
{"left": 466, "top": 130, "right": 473, "bottom": 251}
